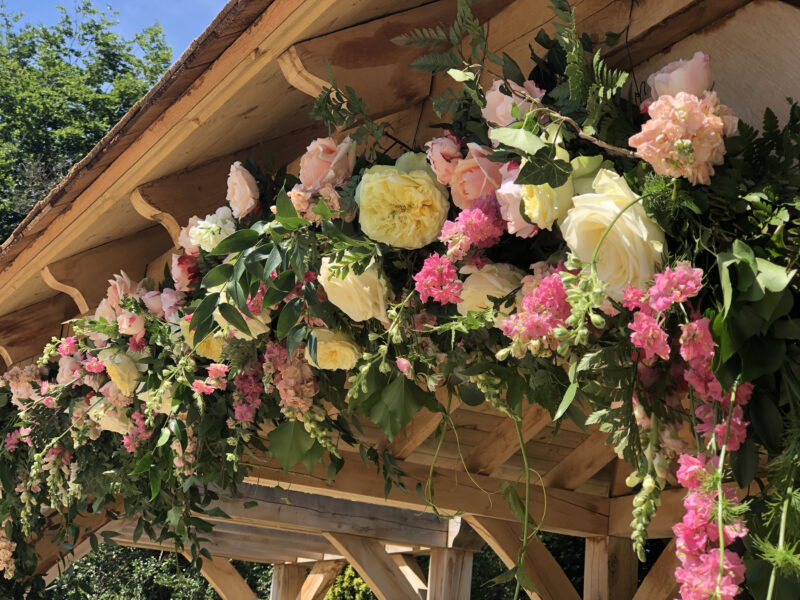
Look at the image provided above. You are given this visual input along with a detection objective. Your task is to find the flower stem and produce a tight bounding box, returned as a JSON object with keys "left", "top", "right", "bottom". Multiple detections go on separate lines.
{"left": 766, "top": 487, "right": 792, "bottom": 600}
{"left": 715, "top": 379, "right": 738, "bottom": 596}
{"left": 589, "top": 195, "right": 644, "bottom": 271}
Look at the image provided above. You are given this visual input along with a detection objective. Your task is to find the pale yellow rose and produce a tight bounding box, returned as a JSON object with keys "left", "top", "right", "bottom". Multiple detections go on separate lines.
{"left": 319, "top": 257, "right": 388, "bottom": 322}
{"left": 88, "top": 399, "right": 132, "bottom": 435}
{"left": 561, "top": 169, "right": 666, "bottom": 300}
{"left": 458, "top": 263, "right": 525, "bottom": 326}
{"left": 98, "top": 349, "right": 142, "bottom": 397}
{"left": 356, "top": 152, "right": 449, "bottom": 249}
{"left": 226, "top": 161, "right": 259, "bottom": 219}
{"left": 138, "top": 383, "right": 176, "bottom": 414}
{"left": 520, "top": 146, "right": 575, "bottom": 230}
{"left": 180, "top": 320, "right": 226, "bottom": 362}
{"left": 304, "top": 328, "right": 361, "bottom": 370}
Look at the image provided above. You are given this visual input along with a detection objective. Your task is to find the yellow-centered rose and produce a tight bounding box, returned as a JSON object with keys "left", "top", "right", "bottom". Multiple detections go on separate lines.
{"left": 98, "top": 348, "right": 142, "bottom": 397}
{"left": 356, "top": 152, "right": 449, "bottom": 249}
{"left": 561, "top": 169, "right": 665, "bottom": 300}
{"left": 305, "top": 328, "right": 361, "bottom": 370}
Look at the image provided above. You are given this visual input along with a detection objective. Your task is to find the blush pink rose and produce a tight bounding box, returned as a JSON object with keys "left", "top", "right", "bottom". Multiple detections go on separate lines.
{"left": 226, "top": 161, "right": 260, "bottom": 219}
{"left": 481, "top": 79, "right": 545, "bottom": 127}
{"left": 178, "top": 216, "right": 201, "bottom": 255}
{"left": 56, "top": 354, "right": 82, "bottom": 386}
{"left": 171, "top": 253, "right": 199, "bottom": 292}
{"left": 495, "top": 163, "right": 537, "bottom": 238}
{"left": 160, "top": 288, "right": 185, "bottom": 323}
{"left": 644, "top": 52, "right": 712, "bottom": 108}
{"left": 424, "top": 133, "right": 462, "bottom": 185}
{"left": 106, "top": 271, "right": 142, "bottom": 314}
{"left": 449, "top": 143, "right": 503, "bottom": 209}
{"left": 299, "top": 136, "right": 356, "bottom": 189}
{"left": 142, "top": 291, "right": 164, "bottom": 318}
{"left": 117, "top": 309, "right": 145, "bottom": 338}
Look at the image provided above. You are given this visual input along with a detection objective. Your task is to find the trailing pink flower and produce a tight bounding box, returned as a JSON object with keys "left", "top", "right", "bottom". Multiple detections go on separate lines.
{"left": 122, "top": 411, "right": 151, "bottom": 453}
{"left": 232, "top": 364, "right": 263, "bottom": 423}
{"left": 621, "top": 286, "right": 649, "bottom": 314}
{"left": 649, "top": 262, "right": 703, "bottom": 312}
{"left": 501, "top": 269, "right": 569, "bottom": 353}
{"left": 439, "top": 196, "right": 505, "bottom": 261}
{"left": 628, "top": 312, "right": 670, "bottom": 361}
{"left": 413, "top": 253, "right": 463, "bottom": 305}
{"left": 679, "top": 318, "right": 715, "bottom": 365}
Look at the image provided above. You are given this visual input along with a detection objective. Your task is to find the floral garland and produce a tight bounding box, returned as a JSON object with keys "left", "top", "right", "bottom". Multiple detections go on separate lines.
{"left": 1, "top": 2, "right": 799, "bottom": 598}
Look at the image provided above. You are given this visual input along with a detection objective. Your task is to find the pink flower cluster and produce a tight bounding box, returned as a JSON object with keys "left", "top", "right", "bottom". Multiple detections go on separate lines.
{"left": 4, "top": 427, "right": 33, "bottom": 453}
{"left": 193, "top": 363, "right": 229, "bottom": 396}
{"left": 624, "top": 262, "right": 703, "bottom": 361}
{"left": 680, "top": 318, "right": 752, "bottom": 452}
{"left": 501, "top": 267, "right": 569, "bottom": 352}
{"left": 263, "top": 341, "right": 318, "bottom": 417}
{"left": 232, "top": 364, "right": 264, "bottom": 423}
{"left": 122, "top": 410, "right": 151, "bottom": 453}
{"left": 413, "top": 253, "right": 463, "bottom": 305}
{"left": 629, "top": 91, "right": 738, "bottom": 186}
{"left": 673, "top": 454, "right": 747, "bottom": 600}
{"left": 439, "top": 196, "right": 505, "bottom": 261}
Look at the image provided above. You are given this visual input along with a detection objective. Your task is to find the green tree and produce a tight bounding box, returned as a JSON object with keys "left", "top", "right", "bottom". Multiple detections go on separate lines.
{"left": 0, "top": 0, "right": 171, "bottom": 241}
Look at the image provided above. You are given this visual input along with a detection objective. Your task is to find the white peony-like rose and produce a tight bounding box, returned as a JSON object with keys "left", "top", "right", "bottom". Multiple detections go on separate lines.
{"left": 188, "top": 207, "right": 237, "bottom": 253}
{"left": 226, "top": 161, "right": 260, "bottom": 219}
{"left": 98, "top": 348, "right": 142, "bottom": 397}
{"left": 304, "top": 328, "right": 361, "bottom": 370}
{"left": 561, "top": 169, "right": 666, "bottom": 300}
{"left": 319, "top": 257, "right": 388, "bottom": 322}
{"left": 458, "top": 263, "right": 525, "bottom": 326}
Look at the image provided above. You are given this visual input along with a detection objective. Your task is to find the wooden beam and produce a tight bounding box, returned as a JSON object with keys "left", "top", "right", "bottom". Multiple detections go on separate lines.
{"left": 583, "top": 537, "right": 637, "bottom": 600}
{"left": 0, "top": 293, "right": 76, "bottom": 368}
{"left": 466, "top": 515, "right": 580, "bottom": 600}
{"left": 464, "top": 402, "right": 550, "bottom": 475}
{"left": 271, "top": 564, "right": 307, "bottom": 600}
{"left": 632, "top": 539, "right": 679, "bottom": 600}
{"left": 245, "top": 453, "right": 609, "bottom": 537}
{"left": 207, "top": 484, "right": 449, "bottom": 548}
{"left": 324, "top": 532, "right": 421, "bottom": 600}
{"left": 299, "top": 560, "right": 345, "bottom": 600}
{"left": 392, "top": 555, "right": 428, "bottom": 598}
{"left": 609, "top": 488, "right": 684, "bottom": 539}
{"left": 186, "top": 553, "right": 258, "bottom": 600}
{"left": 391, "top": 386, "right": 460, "bottom": 460}
{"left": 541, "top": 430, "right": 616, "bottom": 490}
{"left": 42, "top": 226, "right": 172, "bottom": 314}
{"left": 428, "top": 548, "right": 473, "bottom": 600}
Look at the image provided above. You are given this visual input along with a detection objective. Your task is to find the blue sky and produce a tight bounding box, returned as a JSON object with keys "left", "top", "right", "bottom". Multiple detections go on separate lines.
{"left": 3, "top": 0, "right": 227, "bottom": 63}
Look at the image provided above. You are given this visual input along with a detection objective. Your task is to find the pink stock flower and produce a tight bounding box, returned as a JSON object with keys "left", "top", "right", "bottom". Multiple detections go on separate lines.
{"left": 99, "top": 381, "right": 132, "bottom": 410}
{"left": 495, "top": 163, "right": 538, "bottom": 238}
{"left": 501, "top": 270, "right": 569, "bottom": 352}
{"left": 425, "top": 133, "right": 462, "bottom": 186}
{"left": 58, "top": 337, "right": 78, "bottom": 357}
{"left": 449, "top": 144, "right": 503, "bottom": 209}
{"left": 56, "top": 354, "right": 82, "bottom": 386}
{"left": 628, "top": 312, "right": 670, "bottom": 361}
{"left": 675, "top": 454, "right": 710, "bottom": 490}
{"left": 680, "top": 318, "right": 715, "bottom": 365}
{"left": 208, "top": 363, "right": 229, "bottom": 379}
{"left": 648, "top": 261, "right": 703, "bottom": 312}
{"left": 413, "top": 253, "right": 463, "bottom": 305}
{"left": 629, "top": 91, "right": 737, "bottom": 186}
{"left": 171, "top": 253, "right": 200, "bottom": 292}
{"left": 192, "top": 380, "right": 215, "bottom": 395}
{"left": 396, "top": 358, "right": 412, "bottom": 378}
{"left": 439, "top": 196, "right": 505, "bottom": 261}
{"left": 122, "top": 411, "right": 151, "bottom": 453}
{"left": 274, "top": 347, "right": 318, "bottom": 418}
{"left": 621, "top": 286, "right": 649, "bottom": 314}
{"left": 232, "top": 364, "right": 263, "bottom": 423}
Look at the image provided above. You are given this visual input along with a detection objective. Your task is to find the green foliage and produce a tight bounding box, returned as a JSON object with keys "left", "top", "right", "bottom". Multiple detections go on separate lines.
{"left": 0, "top": 1, "right": 172, "bottom": 241}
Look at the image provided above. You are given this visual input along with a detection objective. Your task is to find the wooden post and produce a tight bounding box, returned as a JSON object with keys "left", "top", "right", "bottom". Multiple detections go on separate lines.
{"left": 632, "top": 539, "right": 680, "bottom": 600}
{"left": 323, "top": 532, "right": 421, "bottom": 600}
{"left": 392, "top": 555, "right": 428, "bottom": 598}
{"left": 271, "top": 564, "right": 306, "bottom": 600}
{"left": 428, "top": 548, "right": 473, "bottom": 600}
{"left": 299, "top": 560, "right": 345, "bottom": 600}
{"left": 192, "top": 554, "right": 259, "bottom": 600}
{"left": 583, "top": 537, "right": 637, "bottom": 600}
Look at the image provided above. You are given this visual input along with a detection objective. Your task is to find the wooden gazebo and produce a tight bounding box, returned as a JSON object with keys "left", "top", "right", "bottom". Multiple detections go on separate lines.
{"left": 4, "top": 0, "right": 799, "bottom": 598}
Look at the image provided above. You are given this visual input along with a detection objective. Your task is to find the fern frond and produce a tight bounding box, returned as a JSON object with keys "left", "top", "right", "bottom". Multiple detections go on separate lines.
{"left": 409, "top": 49, "right": 462, "bottom": 74}
{"left": 391, "top": 25, "right": 449, "bottom": 49}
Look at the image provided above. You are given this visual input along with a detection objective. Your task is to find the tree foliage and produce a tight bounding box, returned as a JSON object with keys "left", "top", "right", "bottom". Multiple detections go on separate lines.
{"left": 0, "top": 0, "right": 172, "bottom": 241}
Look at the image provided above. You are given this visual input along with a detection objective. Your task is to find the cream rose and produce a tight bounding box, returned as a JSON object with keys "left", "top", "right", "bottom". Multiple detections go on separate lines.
{"left": 458, "top": 263, "right": 525, "bottom": 326}
{"left": 319, "top": 257, "right": 388, "bottom": 322}
{"left": 226, "top": 161, "right": 260, "bottom": 219}
{"left": 98, "top": 348, "right": 142, "bottom": 397}
{"left": 305, "top": 328, "right": 361, "bottom": 370}
{"left": 561, "top": 169, "right": 665, "bottom": 300}
{"left": 179, "top": 319, "right": 226, "bottom": 362}
{"left": 645, "top": 51, "right": 712, "bottom": 105}
{"left": 356, "top": 152, "right": 449, "bottom": 249}
{"left": 299, "top": 136, "right": 356, "bottom": 189}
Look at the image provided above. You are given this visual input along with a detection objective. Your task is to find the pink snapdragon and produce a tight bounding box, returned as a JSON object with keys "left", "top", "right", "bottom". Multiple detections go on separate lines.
{"left": 629, "top": 312, "right": 671, "bottom": 361}
{"left": 648, "top": 262, "right": 703, "bottom": 312}
{"left": 232, "top": 365, "right": 263, "bottom": 423}
{"left": 679, "top": 318, "right": 715, "bottom": 364}
{"left": 439, "top": 196, "right": 505, "bottom": 261}
{"left": 122, "top": 410, "right": 151, "bottom": 453}
{"left": 4, "top": 427, "right": 33, "bottom": 453}
{"left": 413, "top": 254, "right": 463, "bottom": 305}
{"left": 83, "top": 355, "right": 105, "bottom": 374}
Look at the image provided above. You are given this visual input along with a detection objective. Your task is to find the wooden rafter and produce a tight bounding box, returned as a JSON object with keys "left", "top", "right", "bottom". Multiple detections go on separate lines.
{"left": 390, "top": 386, "right": 460, "bottom": 459}
{"left": 466, "top": 515, "right": 580, "bottom": 600}
{"left": 541, "top": 430, "right": 617, "bottom": 490}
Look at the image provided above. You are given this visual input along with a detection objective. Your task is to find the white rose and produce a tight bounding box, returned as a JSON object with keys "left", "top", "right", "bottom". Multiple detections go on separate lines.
{"left": 226, "top": 161, "right": 259, "bottom": 219}
{"left": 458, "top": 263, "right": 525, "bottom": 326}
{"left": 319, "top": 257, "right": 388, "bottom": 322}
{"left": 98, "top": 348, "right": 142, "bottom": 397}
{"left": 561, "top": 169, "right": 665, "bottom": 300}
{"left": 188, "top": 207, "right": 237, "bottom": 253}
{"left": 305, "top": 328, "right": 361, "bottom": 370}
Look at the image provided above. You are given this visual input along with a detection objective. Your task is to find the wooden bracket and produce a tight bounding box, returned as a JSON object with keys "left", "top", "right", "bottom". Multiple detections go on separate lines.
{"left": 299, "top": 560, "right": 346, "bottom": 600}
{"left": 392, "top": 554, "right": 428, "bottom": 598}
{"left": 190, "top": 554, "right": 259, "bottom": 600}
{"left": 0, "top": 294, "right": 77, "bottom": 366}
{"left": 631, "top": 539, "right": 679, "bottom": 600}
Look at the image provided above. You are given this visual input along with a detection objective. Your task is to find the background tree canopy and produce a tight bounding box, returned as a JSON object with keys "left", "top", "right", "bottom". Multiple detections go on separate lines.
{"left": 0, "top": 0, "right": 172, "bottom": 242}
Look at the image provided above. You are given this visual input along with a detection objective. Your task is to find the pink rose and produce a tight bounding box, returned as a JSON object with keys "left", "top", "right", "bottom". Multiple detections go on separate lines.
{"left": 644, "top": 52, "right": 712, "bottom": 107}
{"left": 495, "top": 163, "right": 537, "bottom": 238}
{"left": 117, "top": 309, "right": 145, "bottom": 338}
{"left": 142, "top": 291, "right": 164, "bottom": 318}
{"left": 160, "top": 288, "right": 185, "bottom": 323}
{"left": 178, "top": 216, "right": 201, "bottom": 255}
{"left": 481, "top": 79, "right": 545, "bottom": 127}
{"left": 425, "top": 133, "right": 462, "bottom": 185}
{"left": 449, "top": 143, "right": 503, "bottom": 209}
{"left": 299, "top": 136, "right": 356, "bottom": 190}
{"left": 171, "top": 253, "right": 199, "bottom": 292}
{"left": 226, "top": 161, "right": 260, "bottom": 219}
{"left": 56, "top": 354, "right": 82, "bottom": 386}
{"left": 106, "top": 271, "right": 142, "bottom": 314}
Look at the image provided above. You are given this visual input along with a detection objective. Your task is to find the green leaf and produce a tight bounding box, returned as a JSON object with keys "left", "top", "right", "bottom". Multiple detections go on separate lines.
{"left": 730, "top": 436, "right": 758, "bottom": 488}
{"left": 286, "top": 323, "right": 307, "bottom": 357}
{"left": 268, "top": 420, "right": 315, "bottom": 470}
{"left": 515, "top": 146, "right": 572, "bottom": 187}
{"left": 201, "top": 263, "right": 234, "bottom": 290}
{"left": 218, "top": 302, "right": 252, "bottom": 337}
{"left": 156, "top": 427, "right": 171, "bottom": 448}
{"left": 167, "top": 506, "right": 182, "bottom": 528}
{"left": 188, "top": 292, "right": 220, "bottom": 335}
{"left": 501, "top": 52, "right": 525, "bottom": 85}
{"left": 300, "top": 442, "right": 325, "bottom": 473}
{"left": 447, "top": 68, "right": 475, "bottom": 82}
{"left": 489, "top": 127, "right": 545, "bottom": 155}
{"left": 369, "top": 377, "right": 424, "bottom": 440}
{"left": 262, "top": 247, "right": 283, "bottom": 281}
{"left": 458, "top": 382, "right": 485, "bottom": 406}
{"left": 749, "top": 393, "right": 784, "bottom": 453}
{"left": 263, "top": 271, "right": 297, "bottom": 308}
{"left": 555, "top": 383, "right": 578, "bottom": 420}
{"left": 209, "top": 229, "right": 259, "bottom": 255}
{"left": 130, "top": 451, "right": 153, "bottom": 475}
{"left": 312, "top": 199, "right": 332, "bottom": 221}
{"left": 739, "top": 337, "right": 785, "bottom": 381}
{"left": 276, "top": 297, "right": 304, "bottom": 339}
{"left": 276, "top": 189, "right": 299, "bottom": 218}
{"left": 149, "top": 468, "right": 162, "bottom": 501}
